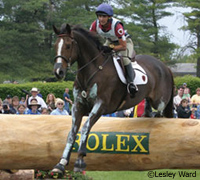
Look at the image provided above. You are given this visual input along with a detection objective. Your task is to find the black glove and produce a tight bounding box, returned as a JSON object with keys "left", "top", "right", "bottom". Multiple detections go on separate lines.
{"left": 100, "top": 46, "right": 113, "bottom": 53}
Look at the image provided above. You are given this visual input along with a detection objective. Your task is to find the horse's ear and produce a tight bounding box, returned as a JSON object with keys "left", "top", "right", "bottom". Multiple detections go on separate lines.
{"left": 53, "top": 25, "right": 60, "bottom": 35}
{"left": 66, "top": 24, "right": 71, "bottom": 35}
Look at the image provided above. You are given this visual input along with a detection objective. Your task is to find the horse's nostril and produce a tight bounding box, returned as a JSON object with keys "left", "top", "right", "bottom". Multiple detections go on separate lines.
{"left": 54, "top": 69, "right": 65, "bottom": 80}
{"left": 59, "top": 70, "right": 64, "bottom": 76}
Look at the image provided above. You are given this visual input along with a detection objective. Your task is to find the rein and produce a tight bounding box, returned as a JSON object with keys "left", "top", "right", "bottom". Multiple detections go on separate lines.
{"left": 75, "top": 54, "right": 111, "bottom": 98}
{"left": 54, "top": 32, "right": 113, "bottom": 97}
{"left": 74, "top": 51, "right": 104, "bottom": 74}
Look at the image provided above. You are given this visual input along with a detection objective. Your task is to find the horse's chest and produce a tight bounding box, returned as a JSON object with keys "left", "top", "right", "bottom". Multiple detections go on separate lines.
{"left": 73, "top": 83, "right": 98, "bottom": 104}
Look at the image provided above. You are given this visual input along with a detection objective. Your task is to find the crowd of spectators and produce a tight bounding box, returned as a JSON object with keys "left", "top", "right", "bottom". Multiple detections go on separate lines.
{"left": 0, "top": 83, "right": 199, "bottom": 119}
{"left": 0, "top": 87, "right": 73, "bottom": 115}
{"left": 173, "top": 83, "right": 200, "bottom": 119}
{"left": 0, "top": 86, "right": 145, "bottom": 117}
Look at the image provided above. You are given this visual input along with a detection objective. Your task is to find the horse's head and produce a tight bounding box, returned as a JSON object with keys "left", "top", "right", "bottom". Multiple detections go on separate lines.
{"left": 53, "top": 24, "right": 78, "bottom": 80}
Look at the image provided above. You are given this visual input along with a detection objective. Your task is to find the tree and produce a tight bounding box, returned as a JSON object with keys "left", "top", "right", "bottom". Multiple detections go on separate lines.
{"left": 113, "top": 0, "right": 177, "bottom": 63}
{"left": 177, "top": 0, "right": 200, "bottom": 77}
{"left": 0, "top": 0, "right": 184, "bottom": 82}
{"left": 0, "top": 0, "right": 55, "bottom": 82}
{"left": 0, "top": 0, "right": 103, "bottom": 82}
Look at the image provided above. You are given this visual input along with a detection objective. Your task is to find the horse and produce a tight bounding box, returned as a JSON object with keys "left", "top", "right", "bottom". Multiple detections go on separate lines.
{"left": 51, "top": 23, "right": 174, "bottom": 176}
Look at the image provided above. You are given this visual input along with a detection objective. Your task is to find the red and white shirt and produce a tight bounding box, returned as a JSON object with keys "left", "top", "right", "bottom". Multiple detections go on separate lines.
{"left": 90, "top": 17, "right": 126, "bottom": 42}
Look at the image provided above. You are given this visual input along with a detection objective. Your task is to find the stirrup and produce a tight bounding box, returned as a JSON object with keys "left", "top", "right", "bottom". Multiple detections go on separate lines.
{"left": 127, "top": 83, "right": 138, "bottom": 97}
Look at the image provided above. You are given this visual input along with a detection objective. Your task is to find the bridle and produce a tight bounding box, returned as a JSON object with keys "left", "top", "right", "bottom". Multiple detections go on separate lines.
{"left": 54, "top": 33, "right": 107, "bottom": 73}
{"left": 53, "top": 32, "right": 112, "bottom": 98}
{"left": 54, "top": 34, "right": 77, "bottom": 69}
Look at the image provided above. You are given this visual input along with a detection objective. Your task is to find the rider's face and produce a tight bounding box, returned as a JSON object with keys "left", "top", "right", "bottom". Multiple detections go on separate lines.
{"left": 97, "top": 15, "right": 109, "bottom": 26}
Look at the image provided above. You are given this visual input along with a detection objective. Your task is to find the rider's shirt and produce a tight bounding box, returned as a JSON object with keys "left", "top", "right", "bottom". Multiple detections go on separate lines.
{"left": 90, "top": 17, "right": 126, "bottom": 42}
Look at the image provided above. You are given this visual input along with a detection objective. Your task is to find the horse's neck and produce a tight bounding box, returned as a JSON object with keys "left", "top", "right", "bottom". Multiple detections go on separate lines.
{"left": 76, "top": 41, "right": 103, "bottom": 73}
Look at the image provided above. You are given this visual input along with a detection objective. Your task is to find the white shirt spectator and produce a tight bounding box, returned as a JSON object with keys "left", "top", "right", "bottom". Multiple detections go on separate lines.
{"left": 28, "top": 87, "right": 47, "bottom": 109}
{"left": 28, "top": 96, "right": 47, "bottom": 109}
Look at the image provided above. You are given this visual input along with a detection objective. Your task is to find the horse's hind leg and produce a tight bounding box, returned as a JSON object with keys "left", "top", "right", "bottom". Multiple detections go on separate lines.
{"left": 143, "top": 98, "right": 152, "bottom": 117}
{"left": 74, "top": 100, "right": 104, "bottom": 172}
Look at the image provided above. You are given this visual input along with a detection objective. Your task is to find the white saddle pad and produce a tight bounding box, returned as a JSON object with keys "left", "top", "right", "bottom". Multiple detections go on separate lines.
{"left": 113, "top": 56, "right": 148, "bottom": 85}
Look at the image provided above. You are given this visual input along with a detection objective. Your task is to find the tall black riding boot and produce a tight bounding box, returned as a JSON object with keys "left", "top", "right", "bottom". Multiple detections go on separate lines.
{"left": 125, "top": 63, "right": 138, "bottom": 98}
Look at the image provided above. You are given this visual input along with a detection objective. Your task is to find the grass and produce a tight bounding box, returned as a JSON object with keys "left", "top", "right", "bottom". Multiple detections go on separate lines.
{"left": 34, "top": 169, "right": 200, "bottom": 179}
{"left": 86, "top": 170, "right": 200, "bottom": 180}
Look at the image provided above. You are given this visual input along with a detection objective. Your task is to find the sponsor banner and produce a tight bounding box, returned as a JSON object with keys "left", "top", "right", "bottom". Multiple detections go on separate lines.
{"left": 72, "top": 132, "right": 149, "bottom": 154}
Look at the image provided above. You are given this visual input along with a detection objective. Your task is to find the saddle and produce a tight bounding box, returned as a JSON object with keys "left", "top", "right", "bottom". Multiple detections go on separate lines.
{"left": 113, "top": 55, "right": 148, "bottom": 85}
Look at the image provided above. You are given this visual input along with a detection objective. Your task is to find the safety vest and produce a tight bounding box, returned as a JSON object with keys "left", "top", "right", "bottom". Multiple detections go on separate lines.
{"left": 96, "top": 17, "right": 123, "bottom": 42}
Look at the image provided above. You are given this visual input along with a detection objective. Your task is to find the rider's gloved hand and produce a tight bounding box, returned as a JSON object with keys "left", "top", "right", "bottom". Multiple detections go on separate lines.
{"left": 100, "top": 46, "right": 113, "bottom": 53}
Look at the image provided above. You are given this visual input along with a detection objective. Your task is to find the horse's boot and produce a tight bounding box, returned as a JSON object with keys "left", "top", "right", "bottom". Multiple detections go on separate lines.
{"left": 50, "top": 163, "right": 65, "bottom": 178}
{"left": 125, "top": 63, "right": 138, "bottom": 98}
{"left": 74, "top": 158, "right": 86, "bottom": 172}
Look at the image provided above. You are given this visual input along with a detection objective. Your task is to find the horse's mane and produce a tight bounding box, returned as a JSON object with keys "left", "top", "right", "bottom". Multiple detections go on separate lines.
{"left": 72, "top": 25, "right": 103, "bottom": 49}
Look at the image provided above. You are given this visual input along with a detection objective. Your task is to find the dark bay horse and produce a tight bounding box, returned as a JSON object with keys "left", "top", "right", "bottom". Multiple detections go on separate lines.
{"left": 52, "top": 23, "right": 174, "bottom": 176}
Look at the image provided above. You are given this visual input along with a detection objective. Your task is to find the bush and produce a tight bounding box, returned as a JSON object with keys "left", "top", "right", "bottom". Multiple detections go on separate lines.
{"left": 174, "top": 75, "right": 200, "bottom": 95}
{"left": 0, "top": 75, "right": 200, "bottom": 101}
{"left": 0, "top": 81, "right": 74, "bottom": 101}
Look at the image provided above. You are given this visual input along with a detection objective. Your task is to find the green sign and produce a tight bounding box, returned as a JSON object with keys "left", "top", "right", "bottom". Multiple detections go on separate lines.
{"left": 72, "top": 132, "right": 149, "bottom": 154}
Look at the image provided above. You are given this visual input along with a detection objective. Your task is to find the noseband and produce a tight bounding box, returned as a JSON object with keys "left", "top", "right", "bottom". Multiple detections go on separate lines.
{"left": 54, "top": 55, "right": 70, "bottom": 64}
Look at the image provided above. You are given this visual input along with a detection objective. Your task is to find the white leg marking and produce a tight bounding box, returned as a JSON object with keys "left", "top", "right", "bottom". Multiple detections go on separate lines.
{"left": 157, "top": 101, "right": 165, "bottom": 111}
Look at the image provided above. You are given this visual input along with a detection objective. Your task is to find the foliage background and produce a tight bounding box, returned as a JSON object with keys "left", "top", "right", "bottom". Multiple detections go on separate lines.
{"left": 0, "top": 81, "right": 74, "bottom": 101}
{"left": 0, "top": 0, "right": 199, "bottom": 83}
{"left": 0, "top": 75, "right": 199, "bottom": 101}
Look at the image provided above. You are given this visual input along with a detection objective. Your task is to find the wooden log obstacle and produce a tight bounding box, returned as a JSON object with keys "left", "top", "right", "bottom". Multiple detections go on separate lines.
{"left": 0, "top": 115, "right": 200, "bottom": 171}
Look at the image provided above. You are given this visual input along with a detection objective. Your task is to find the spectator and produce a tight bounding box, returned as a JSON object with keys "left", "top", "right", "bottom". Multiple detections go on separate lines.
{"left": 116, "top": 107, "right": 134, "bottom": 117}
{"left": 116, "top": 110, "right": 126, "bottom": 117}
{"left": 177, "top": 99, "right": 192, "bottom": 118}
{"left": 27, "top": 98, "right": 41, "bottom": 115}
{"left": 191, "top": 88, "right": 200, "bottom": 108}
{"left": 50, "top": 98, "right": 69, "bottom": 115}
{"left": 124, "top": 108, "right": 133, "bottom": 117}
{"left": 46, "top": 93, "right": 56, "bottom": 113}
{"left": 19, "top": 97, "right": 26, "bottom": 105}
{"left": 28, "top": 87, "right": 47, "bottom": 109}
{"left": 41, "top": 108, "right": 49, "bottom": 115}
{"left": 191, "top": 108, "right": 196, "bottom": 119}
{"left": 183, "top": 83, "right": 190, "bottom": 93}
{"left": 196, "top": 104, "right": 200, "bottom": 119}
{"left": 0, "top": 98, "right": 3, "bottom": 113}
{"left": 173, "top": 86, "right": 184, "bottom": 118}
{"left": 10, "top": 96, "right": 20, "bottom": 114}
{"left": 102, "top": 112, "right": 117, "bottom": 117}
{"left": 2, "top": 102, "right": 11, "bottom": 114}
{"left": 3, "top": 95, "right": 12, "bottom": 106}
{"left": 63, "top": 88, "right": 73, "bottom": 114}
{"left": 182, "top": 88, "right": 191, "bottom": 103}
{"left": 16, "top": 104, "right": 27, "bottom": 114}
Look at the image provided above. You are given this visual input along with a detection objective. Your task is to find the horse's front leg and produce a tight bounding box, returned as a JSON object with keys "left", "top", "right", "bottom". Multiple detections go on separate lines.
{"left": 51, "top": 103, "right": 84, "bottom": 176}
{"left": 74, "top": 99, "right": 104, "bottom": 172}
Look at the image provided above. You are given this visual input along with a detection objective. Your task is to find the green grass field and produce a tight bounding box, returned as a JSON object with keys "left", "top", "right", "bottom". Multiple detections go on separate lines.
{"left": 86, "top": 170, "right": 200, "bottom": 180}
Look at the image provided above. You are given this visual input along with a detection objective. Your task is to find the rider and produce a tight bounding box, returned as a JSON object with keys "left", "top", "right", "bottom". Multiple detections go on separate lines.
{"left": 90, "top": 3, "right": 138, "bottom": 97}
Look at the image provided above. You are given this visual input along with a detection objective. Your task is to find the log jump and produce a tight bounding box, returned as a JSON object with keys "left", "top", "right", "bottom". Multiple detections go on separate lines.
{"left": 0, "top": 115, "right": 199, "bottom": 171}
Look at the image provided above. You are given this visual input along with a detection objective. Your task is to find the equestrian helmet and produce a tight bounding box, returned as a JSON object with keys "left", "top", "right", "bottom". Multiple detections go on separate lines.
{"left": 96, "top": 3, "right": 113, "bottom": 16}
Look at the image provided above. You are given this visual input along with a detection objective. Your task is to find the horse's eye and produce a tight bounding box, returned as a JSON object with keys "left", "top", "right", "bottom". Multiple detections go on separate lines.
{"left": 66, "top": 44, "right": 70, "bottom": 49}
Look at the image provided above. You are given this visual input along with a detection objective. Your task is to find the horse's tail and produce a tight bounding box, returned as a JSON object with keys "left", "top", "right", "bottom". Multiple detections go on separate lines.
{"left": 163, "top": 68, "right": 174, "bottom": 118}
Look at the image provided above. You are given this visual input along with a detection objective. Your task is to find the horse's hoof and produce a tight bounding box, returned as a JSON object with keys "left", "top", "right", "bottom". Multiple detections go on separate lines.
{"left": 50, "top": 163, "right": 65, "bottom": 178}
{"left": 74, "top": 158, "right": 86, "bottom": 172}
